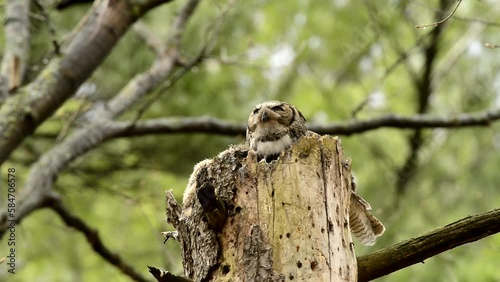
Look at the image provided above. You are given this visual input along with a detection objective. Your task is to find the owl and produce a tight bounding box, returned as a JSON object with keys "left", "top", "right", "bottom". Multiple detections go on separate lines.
{"left": 246, "top": 100, "right": 385, "bottom": 245}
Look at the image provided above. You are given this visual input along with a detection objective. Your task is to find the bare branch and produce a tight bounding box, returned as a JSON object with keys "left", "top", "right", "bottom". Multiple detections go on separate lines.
{"left": 0, "top": 0, "right": 174, "bottom": 165}
{"left": 0, "top": 0, "right": 202, "bottom": 237}
{"left": 485, "top": 43, "right": 500, "bottom": 49}
{"left": 133, "top": 21, "right": 165, "bottom": 55}
{"left": 415, "top": 0, "right": 462, "bottom": 29}
{"left": 131, "top": 50, "right": 205, "bottom": 122}
{"left": 414, "top": 2, "right": 500, "bottom": 28}
{"left": 113, "top": 116, "right": 245, "bottom": 137}
{"left": 317, "top": 108, "right": 500, "bottom": 134}
{"left": 357, "top": 208, "right": 500, "bottom": 281}
{"left": 106, "top": 0, "right": 201, "bottom": 118}
{"left": 149, "top": 266, "right": 193, "bottom": 282}
{"left": 168, "top": 0, "right": 200, "bottom": 46}
{"left": 132, "top": 0, "right": 233, "bottom": 121}
{"left": 396, "top": 1, "right": 449, "bottom": 198}
{"left": 107, "top": 108, "right": 500, "bottom": 138}
{"left": 30, "top": 108, "right": 500, "bottom": 140}
{"left": 51, "top": 202, "right": 149, "bottom": 282}
{"left": 56, "top": 0, "right": 93, "bottom": 10}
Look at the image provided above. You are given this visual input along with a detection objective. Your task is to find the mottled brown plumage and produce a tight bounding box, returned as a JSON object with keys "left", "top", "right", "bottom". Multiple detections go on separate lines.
{"left": 246, "top": 100, "right": 307, "bottom": 161}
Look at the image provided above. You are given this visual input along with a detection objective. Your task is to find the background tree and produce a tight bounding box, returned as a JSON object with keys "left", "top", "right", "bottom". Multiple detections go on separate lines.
{"left": 0, "top": 0, "right": 499, "bottom": 281}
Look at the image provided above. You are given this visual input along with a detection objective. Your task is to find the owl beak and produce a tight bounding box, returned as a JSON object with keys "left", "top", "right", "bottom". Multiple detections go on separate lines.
{"left": 261, "top": 111, "right": 269, "bottom": 122}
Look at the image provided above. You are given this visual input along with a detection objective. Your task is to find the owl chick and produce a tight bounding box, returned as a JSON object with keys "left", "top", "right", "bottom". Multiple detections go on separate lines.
{"left": 246, "top": 100, "right": 307, "bottom": 162}
{"left": 246, "top": 100, "right": 384, "bottom": 245}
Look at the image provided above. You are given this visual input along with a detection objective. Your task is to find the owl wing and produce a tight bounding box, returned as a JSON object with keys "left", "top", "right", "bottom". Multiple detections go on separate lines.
{"left": 348, "top": 175, "right": 385, "bottom": 246}
{"left": 349, "top": 192, "right": 385, "bottom": 246}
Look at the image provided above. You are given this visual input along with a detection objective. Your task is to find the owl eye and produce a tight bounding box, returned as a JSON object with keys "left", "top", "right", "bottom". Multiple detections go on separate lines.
{"left": 252, "top": 108, "right": 260, "bottom": 114}
{"left": 271, "top": 105, "right": 284, "bottom": 112}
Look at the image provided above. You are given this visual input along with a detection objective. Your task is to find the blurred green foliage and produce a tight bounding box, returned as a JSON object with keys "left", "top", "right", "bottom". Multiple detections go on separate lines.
{"left": 1, "top": 0, "right": 500, "bottom": 281}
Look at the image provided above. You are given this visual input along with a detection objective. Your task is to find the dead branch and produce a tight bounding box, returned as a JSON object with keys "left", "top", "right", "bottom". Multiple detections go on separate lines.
{"left": 106, "top": 107, "right": 500, "bottom": 138}
{"left": 357, "top": 208, "right": 500, "bottom": 281}
{"left": 485, "top": 43, "right": 500, "bottom": 49}
{"left": 56, "top": 0, "right": 94, "bottom": 10}
{"left": 51, "top": 201, "right": 149, "bottom": 282}
{"left": 148, "top": 266, "right": 193, "bottom": 282}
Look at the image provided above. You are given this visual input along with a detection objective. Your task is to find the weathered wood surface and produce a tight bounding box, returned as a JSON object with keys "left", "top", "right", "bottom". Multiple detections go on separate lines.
{"left": 166, "top": 135, "right": 357, "bottom": 281}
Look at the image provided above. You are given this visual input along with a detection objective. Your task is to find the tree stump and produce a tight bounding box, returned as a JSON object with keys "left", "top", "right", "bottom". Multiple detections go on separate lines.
{"left": 166, "top": 135, "right": 357, "bottom": 281}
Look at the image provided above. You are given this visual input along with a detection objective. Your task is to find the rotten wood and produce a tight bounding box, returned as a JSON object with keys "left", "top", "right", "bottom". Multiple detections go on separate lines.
{"left": 166, "top": 135, "right": 357, "bottom": 281}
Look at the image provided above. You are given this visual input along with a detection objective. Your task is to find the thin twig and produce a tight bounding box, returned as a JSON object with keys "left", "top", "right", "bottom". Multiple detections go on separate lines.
{"left": 56, "top": 98, "right": 91, "bottom": 142}
{"left": 34, "top": 0, "right": 61, "bottom": 55}
{"left": 131, "top": 49, "right": 206, "bottom": 123}
{"left": 149, "top": 266, "right": 193, "bottom": 282}
{"left": 131, "top": 0, "right": 235, "bottom": 122}
{"left": 51, "top": 202, "right": 149, "bottom": 282}
{"left": 133, "top": 21, "right": 164, "bottom": 55}
{"left": 351, "top": 96, "right": 371, "bottom": 119}
{"left": 396, "top": 3, "right": 447, "bottom": 199}
{"left": 415, "top": 0, "right": 462, "bottom": 29}
{"left": 485, "top": 43, "right": 500, "bottom": 49}
{"left": 413, "top": 1, "right": 500, "bottom": 28}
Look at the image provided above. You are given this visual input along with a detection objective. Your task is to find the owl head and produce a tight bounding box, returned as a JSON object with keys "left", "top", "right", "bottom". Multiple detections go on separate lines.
{"left": 246, "top": 101, "right": 307, "bottom": 160}
{"left": 247, "top": 101, "right": 306, "bottom": 134}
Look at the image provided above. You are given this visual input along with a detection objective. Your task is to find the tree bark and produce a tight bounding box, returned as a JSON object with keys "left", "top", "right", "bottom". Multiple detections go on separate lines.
{"left": 357, "top": 208, "right": 500, "bottom": 281}
{"left": 166, "top": 135, "right": 357, "bottom": 281}
{"left": 0, "top": 0, "right": 173, "bottom": 165}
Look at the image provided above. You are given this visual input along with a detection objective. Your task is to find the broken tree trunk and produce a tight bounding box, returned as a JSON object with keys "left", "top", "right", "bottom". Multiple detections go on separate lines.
{"left": 166, "top": 135, "right": 357, "bottom": 281}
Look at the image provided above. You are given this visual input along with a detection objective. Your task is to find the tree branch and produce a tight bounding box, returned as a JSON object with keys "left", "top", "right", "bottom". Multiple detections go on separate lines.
{"left": 415, "top": 0, "right": 462, "bottom": 29}
{"left": 0, "top": 0, "right": 30, "bottom": 97}
{"left": 0, "top": 0, "right": 174, "bottom": 165}
{"left": 51, "top": 201, "right": 149, "bottom": 282}
{"left": 148, "top": 266, "right": 193, "bottom": 282}
{"left": 106, "top": 0, "right": 201, "bottom": 118}
{"left": 396, "top": 0, "right": 450, "bottom": 197}
{"left": 107, "top": 108, "right": 500, "bottom": 138}
{"left": 56, "top": 0, "right": 94, "bottom": 10}
{"left": 357, "top": 208, "right": 500, "bottom": 281}
{"left": 0, "top": 0, "right": 202, "bottom": 237}
{"left": 133, "top": 21, "right": 165, "bottom": 55}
